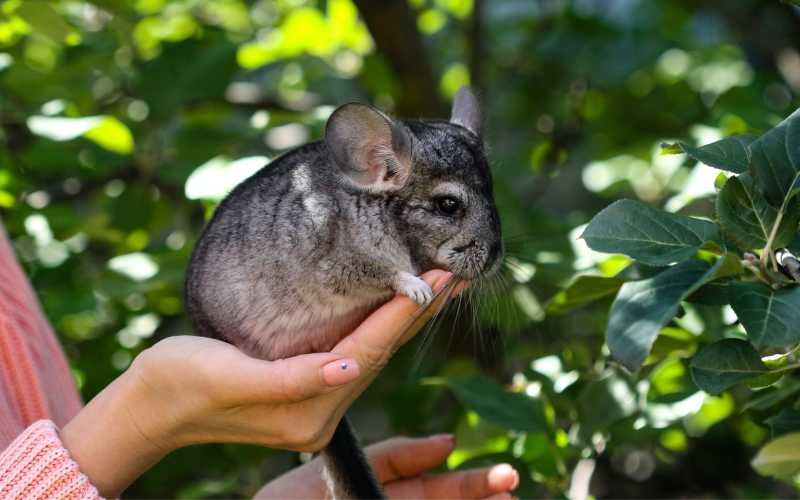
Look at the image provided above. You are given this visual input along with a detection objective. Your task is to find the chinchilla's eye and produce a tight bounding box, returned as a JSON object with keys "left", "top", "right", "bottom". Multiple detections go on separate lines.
{"left": 436, "top": 197, "right": 461, "bottom": 215}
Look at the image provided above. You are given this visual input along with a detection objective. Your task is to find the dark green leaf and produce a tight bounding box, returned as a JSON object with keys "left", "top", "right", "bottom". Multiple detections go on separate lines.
{"left": 716, "top": 173, "right": 800, "bottom": 250}
{"left": 685, "top": 280, "right": 730, "bottom": 306}
{"left": 659, "top": 135, "right": 758, "bottom": 173}
{"left": 581, "top": 200, "right": 725, "bottom": 266}
{"left": 743, "top": 353, "right": 788, "bottom": 389}
{"left": 690, "top": 338, "right": 768, "bottom": 395}
{"left": 139, "top": 40, "right": 239, "bottom": 121}
{"left": 449, "top": 376, "right": 550, "bottom": 434}
{"left": 765, "top": 409, "right": 800, "bottom": 438}
{"left": 742, "top": 380, "right": 800, "bottom": 411}
{"left": 545, "top": 275, "right": 630, "bottom": 314}
{"left": 752, "top": 432, "right": 800, "bottom": 478}
{"left": 729, "top": 281, "right": 800, "bottom": 347}
{"left": 749, "top": 108, "right": 800, "bottom": 209}
{"left": 606, "top": 260, "right": 712, "bottom": 371}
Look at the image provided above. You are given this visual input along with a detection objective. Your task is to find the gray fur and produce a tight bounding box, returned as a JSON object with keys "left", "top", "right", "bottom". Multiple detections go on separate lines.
{"left": 185, "top": 87, "right": 503, "bottom": 498}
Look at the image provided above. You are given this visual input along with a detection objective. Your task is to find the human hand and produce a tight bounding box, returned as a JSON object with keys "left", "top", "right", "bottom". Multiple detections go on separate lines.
{"left": 59, "top": 270, "right": 463, "bottom": 498}
{"left": 255, "top": 435, "right": 520, "bottom": 499}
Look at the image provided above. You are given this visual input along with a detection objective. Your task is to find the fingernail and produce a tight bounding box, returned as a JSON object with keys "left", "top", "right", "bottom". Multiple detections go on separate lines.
{"left": 489, "top": 464, "right": 516, "bottom": 492}
{"left": 433, "top": 272, "right": 454, "bottom": 293}
{"left": 321, "top": 358, "right": 360, "bottom": 387}
{"left": 431, "top": 433, "right": 457, "bottom": 446}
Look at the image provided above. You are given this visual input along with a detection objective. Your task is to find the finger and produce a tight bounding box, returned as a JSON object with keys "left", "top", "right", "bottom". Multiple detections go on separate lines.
{"left": 364, "top": 435, "right": 457, "bottom": 483}
{"left": 385, "top": 464, "right": 519, "bottom": 500}
{"left": 220, "top": 352, "right": 360, "bottom": 405}
{"left": 333, "top": 270, "right": 454, "bottom": 375}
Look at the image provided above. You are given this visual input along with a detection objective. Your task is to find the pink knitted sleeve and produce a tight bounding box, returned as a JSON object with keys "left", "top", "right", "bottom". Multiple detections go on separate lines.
{"left": 0, "top": 420, "right": 102, "bottom": 500}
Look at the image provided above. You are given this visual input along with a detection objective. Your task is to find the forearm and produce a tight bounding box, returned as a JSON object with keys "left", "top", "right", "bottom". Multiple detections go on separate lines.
{"left": 58, "top": 368, "right": 176, "bottom": 499}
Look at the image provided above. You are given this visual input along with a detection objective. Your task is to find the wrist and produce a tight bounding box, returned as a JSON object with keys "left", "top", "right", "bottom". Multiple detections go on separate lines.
{"left": 59, "top": 358, "right": 181, "bottom": 498}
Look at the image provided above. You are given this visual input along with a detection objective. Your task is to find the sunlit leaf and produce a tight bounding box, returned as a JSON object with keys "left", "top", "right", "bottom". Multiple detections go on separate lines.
{"left": 185, "top": 156, "right": 268, "bottom": 202}
{"left": 15, "top": 2, "right": 68, "bottom": 42}
{"left": 658, "top": 135, "right": 757, "bottom": 173}
{"left": 752, "top": 432, "right": 800, "bottom": 478}
{"left": 26, "top": 115, "right": 134, "bottom": 154}
{"left": 82, "top": 117, "right": 134, "bottom": 155}
{"left": 743, "top": 353, "right": 788, "bottom": 389}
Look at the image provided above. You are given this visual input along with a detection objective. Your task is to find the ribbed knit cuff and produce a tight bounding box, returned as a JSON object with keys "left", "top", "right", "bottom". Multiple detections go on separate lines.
{"left": 0, "top": 420, "right": 103, "bottom": 500}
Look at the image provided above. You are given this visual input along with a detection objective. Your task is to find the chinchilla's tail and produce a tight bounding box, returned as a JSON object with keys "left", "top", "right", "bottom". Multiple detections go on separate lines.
{"left": 321, "top": 415, "right": 386, "bottom": 500}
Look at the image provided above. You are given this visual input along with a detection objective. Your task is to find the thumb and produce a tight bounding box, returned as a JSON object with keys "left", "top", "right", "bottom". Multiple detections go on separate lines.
{"left": 365, "top": 435, "right": 457, "bottom": 483}
{"left": 224, "top": 353, "right": 361, "bottom": 405}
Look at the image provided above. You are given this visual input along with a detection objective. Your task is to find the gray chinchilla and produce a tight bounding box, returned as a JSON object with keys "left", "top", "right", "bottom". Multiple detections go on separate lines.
{"left": 185, "top": 87, "right": 503, "bottom": 499}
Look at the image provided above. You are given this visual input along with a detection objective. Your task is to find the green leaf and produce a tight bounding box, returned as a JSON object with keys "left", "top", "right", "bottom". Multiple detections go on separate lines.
{"left": 742, "top": 380, "right": 800, "bottom": 411}
{"left": 743, "top": 353, "right": 788, "bottom": 389}
{"left": 685, "top": 281, "right": 730, "bottom": 306}
{"left": 449, "top": 376, "right": 550, "bottom": 434}
{"left": 752, "top": 432, "right": 800, "bottom": 478}
{"left": 659, "top": 135, "right": 758, "bottom": 173}
{"left": 716, "top": 173, "right": 800, "bottom": 250}
{"left": 781, "top": 0, "right": 800, "bottom": 7}
{"left": 15, "top": 2, "right": 69, "bottom": 42}
{"left": 748, "top": 108, "right": 800, "bottom": 210}
{"left": 140, "top": 40, "right": 238, "bottom": 121}
{"left": 581, "top": 200, "right": 725, "bottom": 266}
{"left": 765, "top": 410, "right": 800, "bottom": 438}
{"left": 729, "top": 281, "right": 800, "bottom": 347}
{"left": 606, "top": 260, "right": 711, "bottom": 371}
{"left": 577, "top": 374, "right": 636, "bottom": 438}
{"left": 659, "top": 142, "right": 684, "bottom": 156}
{"left": 690, "top": 338, "right": 768, "bottom": 395}
{"left": 545, "top": 275, "right": 630, "bottom": 314}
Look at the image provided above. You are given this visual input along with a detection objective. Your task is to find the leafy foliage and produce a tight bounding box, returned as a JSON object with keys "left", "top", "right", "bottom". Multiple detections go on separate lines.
{"left": 581, "top": 104, "right": 800, "bottom": 481}
{"left": 4, "top": 0, "right": 800, "bottom": 498}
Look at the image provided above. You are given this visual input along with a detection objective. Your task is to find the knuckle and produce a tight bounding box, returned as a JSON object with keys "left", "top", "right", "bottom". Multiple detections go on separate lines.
{"left": 360, "top": 343, "right": 390, "bottom": 372}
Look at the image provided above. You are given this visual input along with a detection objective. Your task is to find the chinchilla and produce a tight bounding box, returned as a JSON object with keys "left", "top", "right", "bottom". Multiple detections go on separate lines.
{"left": 185, "top": 87, "right": 503, "bottom": 499}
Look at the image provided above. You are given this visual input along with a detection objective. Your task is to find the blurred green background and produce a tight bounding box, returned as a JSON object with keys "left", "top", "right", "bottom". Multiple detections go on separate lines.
{"left": 2, "top": 0, "right": 800, "bottom": 498}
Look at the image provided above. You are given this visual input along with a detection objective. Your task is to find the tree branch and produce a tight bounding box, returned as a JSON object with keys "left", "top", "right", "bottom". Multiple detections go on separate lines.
{"left": 351, "top": 0, "right": 448, "bottom": 118}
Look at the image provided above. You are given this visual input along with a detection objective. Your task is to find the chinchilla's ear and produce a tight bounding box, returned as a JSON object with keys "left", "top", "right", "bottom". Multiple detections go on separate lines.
{"left": 451, "top": 87, "right": 482, "bottom": 138}
{"left": 325, "top": 102, "right": 412, "bottom": 191}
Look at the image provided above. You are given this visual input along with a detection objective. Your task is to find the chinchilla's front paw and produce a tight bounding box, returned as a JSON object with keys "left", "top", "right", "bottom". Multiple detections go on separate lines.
{"left": 394, "top": 271, "right": 434, "bottom": 306}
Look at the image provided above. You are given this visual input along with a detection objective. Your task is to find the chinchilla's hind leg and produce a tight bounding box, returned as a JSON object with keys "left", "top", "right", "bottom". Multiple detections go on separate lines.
{"left": 321, "top": 415, "right": 386, "bottom": 500}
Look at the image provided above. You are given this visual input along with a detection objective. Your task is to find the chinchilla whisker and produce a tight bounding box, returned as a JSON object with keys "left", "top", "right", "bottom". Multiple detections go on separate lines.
{"left": 386, "top": 271, "right": 459, "bottom": 352}
{"left": 442, "top": 279, "right": 465, "bottom": 360}
{"left": 409, "top": 286, "right": 459, "bottom": 376}
{"left": 503, "top": 232, "right": 538, "bottom": 242}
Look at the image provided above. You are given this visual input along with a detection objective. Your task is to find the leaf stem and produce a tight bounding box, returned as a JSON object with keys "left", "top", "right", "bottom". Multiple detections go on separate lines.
{"left": 761, "top": 209, "right": 784, "bottom": 269}
{"left": 773, "top": 361, "right": 800, "bottom": 373}
{"left": 742, "top": 258, "right": 776, "bottom": 285}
